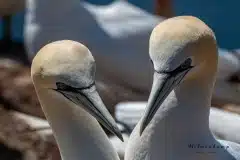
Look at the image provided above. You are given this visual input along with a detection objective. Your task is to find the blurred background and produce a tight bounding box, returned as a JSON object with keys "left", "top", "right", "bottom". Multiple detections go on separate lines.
{"left": 0, "top": 0, "right": 239, "bottom": 159}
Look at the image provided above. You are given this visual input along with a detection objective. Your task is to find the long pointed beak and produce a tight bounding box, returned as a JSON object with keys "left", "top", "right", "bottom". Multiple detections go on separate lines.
{"left": 56, "top": 84, "right": 124, "bottom": 142}
{"left": 140, "top": 66, "right": 192, "bottom": 135}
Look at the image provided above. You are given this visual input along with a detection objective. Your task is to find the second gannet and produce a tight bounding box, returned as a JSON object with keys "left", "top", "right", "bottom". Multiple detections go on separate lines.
{"left": 31, "top": 40, "right": 122, "bottom": 160}
{"left": 125, "top": 16, "right": 240, "bottom": 160}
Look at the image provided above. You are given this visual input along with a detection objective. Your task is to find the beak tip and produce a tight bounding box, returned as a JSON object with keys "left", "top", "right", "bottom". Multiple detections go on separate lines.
{"left": 139, "top": 125, "right": 144, "bottom": 136}
{"left": 115, "top": 129, "right": 124, "bottom": 142}
{"left": 119, "top": 135, "right": 124, "bottom": 142}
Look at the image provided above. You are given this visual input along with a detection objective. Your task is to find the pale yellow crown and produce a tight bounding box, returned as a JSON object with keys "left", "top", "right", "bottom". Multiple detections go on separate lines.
{"left": 31, "top": 40, "right": 95, "bottom": 89}
{"left": 149, "top": 16, "right": 218, "bottom": 79}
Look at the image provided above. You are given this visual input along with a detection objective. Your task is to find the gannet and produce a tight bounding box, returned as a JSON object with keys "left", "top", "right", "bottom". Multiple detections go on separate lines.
{"left": 31, "top": 40, "right": 122, "bottom": 160}
{"left": 125, "top": 16, "right": 240, "bottom": 160}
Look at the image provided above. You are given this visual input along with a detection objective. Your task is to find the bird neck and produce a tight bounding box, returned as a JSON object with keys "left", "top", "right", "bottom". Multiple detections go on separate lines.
{"left": 35, "top": 88, "right": 119, "bottom": 160}
{"left": 146, "top": 78, "right": 215, "bottom": 152}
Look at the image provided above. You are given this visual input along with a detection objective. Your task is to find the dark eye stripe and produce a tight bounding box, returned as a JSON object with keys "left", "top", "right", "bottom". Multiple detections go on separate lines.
{"left": 155, "top": 58, "right": 193, "bottom": 75}
{"left": 56, "top": 81, "right": 95, "bottom": 92}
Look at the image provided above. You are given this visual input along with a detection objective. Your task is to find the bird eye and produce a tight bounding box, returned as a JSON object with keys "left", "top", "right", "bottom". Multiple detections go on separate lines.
{"left": 180, "top": 58, "right": 192, "bottom": 69}
{"left": 56, "top": 82, "right": 70, "bottom": 91}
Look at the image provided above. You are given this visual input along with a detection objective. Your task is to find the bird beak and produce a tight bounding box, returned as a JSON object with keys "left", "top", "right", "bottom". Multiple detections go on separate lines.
{"left": 140, "top": 66, "right": 193, "bottom": 135}
{"left": 55, "top": 83, "right": 124, "bottom": 142}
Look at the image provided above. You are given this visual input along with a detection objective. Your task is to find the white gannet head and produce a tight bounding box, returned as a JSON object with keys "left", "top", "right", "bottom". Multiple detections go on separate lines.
{"left": 140, "top": 16, "right": 218, "bottom": 134}
{"left": 31, "top": 40, "right": 123, "bottom": 141}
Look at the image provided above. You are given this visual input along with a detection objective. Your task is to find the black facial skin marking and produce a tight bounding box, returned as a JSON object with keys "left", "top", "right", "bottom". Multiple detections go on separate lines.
{"left": 155, "top": 58, "right": 194, "bottom": 76}
{"left": 55, "top": 81, "right": 95, "bottom": 92}
{"left": 54, "top": 81, "right": 96, "bottom": 111}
